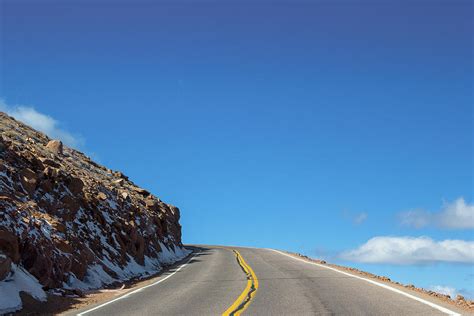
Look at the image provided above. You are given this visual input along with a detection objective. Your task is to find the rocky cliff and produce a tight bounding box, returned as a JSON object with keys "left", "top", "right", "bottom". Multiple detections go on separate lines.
{"left": 0, "top": 112, "right": 189, "bottom": 313}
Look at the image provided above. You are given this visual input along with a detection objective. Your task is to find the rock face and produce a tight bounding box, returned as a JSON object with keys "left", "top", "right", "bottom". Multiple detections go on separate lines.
{"left": 0, "top": 112, "right": 186, "bottom": 298}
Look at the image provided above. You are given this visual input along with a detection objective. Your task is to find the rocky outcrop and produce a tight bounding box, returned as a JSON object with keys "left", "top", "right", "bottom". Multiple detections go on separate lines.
{"left": 0, "top": 112, "right": 188, "bottom": 311}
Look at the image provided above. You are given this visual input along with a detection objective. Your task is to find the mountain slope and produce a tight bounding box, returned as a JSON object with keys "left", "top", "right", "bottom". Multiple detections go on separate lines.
{"left": 0, "top": 112, "right": 189, "bottom": 313}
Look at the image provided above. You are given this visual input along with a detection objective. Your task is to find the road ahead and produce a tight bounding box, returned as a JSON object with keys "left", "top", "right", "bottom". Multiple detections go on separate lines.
{"left": 75, "top": 246, "right": 463, "bottom": 316}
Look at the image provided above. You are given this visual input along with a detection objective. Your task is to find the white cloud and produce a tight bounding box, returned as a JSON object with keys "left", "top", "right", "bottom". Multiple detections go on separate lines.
{"left": 353, "top": 212, "right": 368, "bottom": 225}
{"left": 399, "top": 197, "right": 474, "bottom": 229}
{"left": 438, "top": 198, "right": 474, "bottom": 229}
{"left": 342, "top": 210, "right": 368, "bottom": 225}
{"left": 340, "top": 236, "right": 474, "bottom": 264}
{"left": 0, "top": 99, "right": 83, "bottom": 148}
{"left": 429, "top": 285, "right": 457, "bottom": 298}
{"left": 399, "top": 209, "right": 432, "bottom": 228}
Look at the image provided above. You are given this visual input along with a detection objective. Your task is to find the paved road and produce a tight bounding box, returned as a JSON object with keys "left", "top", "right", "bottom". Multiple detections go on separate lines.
{"left": 75, "top": 246, "right": 464, "bottom": 316}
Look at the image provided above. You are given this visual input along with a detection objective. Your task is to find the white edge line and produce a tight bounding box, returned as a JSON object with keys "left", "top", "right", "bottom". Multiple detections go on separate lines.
{"left": 268, "top": 249, "right": 461, "bottom": 316}
{"left": 77, "top": 251, "right": 198, "bottom": 316}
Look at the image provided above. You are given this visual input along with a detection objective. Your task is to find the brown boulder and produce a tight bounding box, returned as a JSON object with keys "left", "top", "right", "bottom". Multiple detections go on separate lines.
{"left": 67, "top": 177, "right": 84, "bottom": 195}
{"left": 0, "top": 254, "right": 12, "bottom": 281}
{"left": 113, "top": 179, "right": 125, "bottom": 185}
{"left": 46, "top": 140, "right": 63, "bottom": 155}
{"left": 61, "top": 195, "right": 81, "bottom": 216}
{"left": 40, "top": 157, "right": 61, "bottom": 168}
{"left": 21, "top": 243, "right": 54, "bottom": 287}
{"left": 43, "top": 166, "right": 60, "bottom": 179}
{"left": 121, "top": 191, "right": 130, "bottom": 200}
{"left": 133, "top": 187, "right": 150, "bottom": 196}
{"left": 97, "top": 192, "right": 108, "bottom": 200}
{"left": 0, "top": 230, "right": 20, "bottom": 263}
{"left": 20, "top": 168, "right": 38, "bottom": 195}
{"left": 39, "top": 178, "right": 54, "bottom": 193}
{"left": 54, "top": 239, "right": 73, "bottom": 254}
{"left": 456, "top": 295, "right": 466, "bottom": 302}
{"left": 135, "top": 235, "right": 145, "bottom": 264}
{"left": 113, "top": 171, "right": 129, "bottom": 180}
{"left": 145, "top": 198, "right": 158, "bottom": 210}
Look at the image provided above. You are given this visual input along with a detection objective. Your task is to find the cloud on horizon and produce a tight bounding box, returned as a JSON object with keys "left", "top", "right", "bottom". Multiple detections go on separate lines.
{"left": 399, "top": 197, "right": 474, "bottom": 230}
{"left": 0, "top": 99, "right": 83, "bottom": 148}
{"left": 340, "top": 236, "right": 474, "bottom": 265}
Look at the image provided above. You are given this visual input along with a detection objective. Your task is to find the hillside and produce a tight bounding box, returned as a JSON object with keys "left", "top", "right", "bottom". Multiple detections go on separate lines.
{"left": 0, "top": 112, "right": 189, "bottom": 313}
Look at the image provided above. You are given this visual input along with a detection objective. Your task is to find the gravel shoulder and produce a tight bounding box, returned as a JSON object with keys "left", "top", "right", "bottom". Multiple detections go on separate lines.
{"left": 282, "top": 250, "right": 474, "bottom": 315}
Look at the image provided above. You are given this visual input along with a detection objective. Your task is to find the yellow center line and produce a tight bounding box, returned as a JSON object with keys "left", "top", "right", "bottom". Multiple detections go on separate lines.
{"left": 222, "top": 250, "right": 259, "bottom": 316}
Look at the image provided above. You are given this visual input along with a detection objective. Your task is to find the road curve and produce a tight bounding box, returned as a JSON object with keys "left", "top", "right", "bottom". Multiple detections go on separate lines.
{"left": 74, "top": 246, "right": 464, "bottom": 316}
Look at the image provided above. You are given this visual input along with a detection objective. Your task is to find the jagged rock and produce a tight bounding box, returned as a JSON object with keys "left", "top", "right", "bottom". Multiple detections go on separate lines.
{"left": 39, "top": 178, "right": 54, "bottom": 193}
{"left": 39, "top": 157, "right": 60, "bottom": 168}
{"left": 133, "top": 187, "right": 150, "bottom": 196}
{"left": 67, "top": 176, "right": 84, "bottom": 195}
{"left": 121, "top": 191, "right": 130, "bottom": 200}
{"left": 97, "top": 192, "right": 107, "bottom": 200}
{"left": 61, "top": 195, "right": 80, "bottom": 215}
{"left": 113, "top": 171, "right": 129, "bottom": 180}
{"left": 113, "top": 179, "right": 125, "bottom": 185}
{"left": 0, "top": 230, "right": 20, "bottom": 263}
{"left": 43, "top": 166, "right": 60, "bottom": 178}
{"left": 0, "top": 254, "right": 11, "bottom": 281}
{"left": 456, "top": 295, "right": 466, "bottom": 302}
{"left": 45, "top": 140, "right": 63, "bottom": 155}
{"left": 20, "top": 168, "right": 38, "bottom": 195}
{"left": 145, "top": 198, "right": 158, "bottom": 209}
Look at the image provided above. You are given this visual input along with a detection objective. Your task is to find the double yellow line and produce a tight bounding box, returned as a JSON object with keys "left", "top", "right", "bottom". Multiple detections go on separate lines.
{"left": 222, "top": 250, "right": 259, "bottom": 316}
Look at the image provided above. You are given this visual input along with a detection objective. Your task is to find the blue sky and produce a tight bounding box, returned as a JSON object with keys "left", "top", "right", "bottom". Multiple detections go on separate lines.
{"left": 1, "top": 0, "right": 473, "bottom": 298}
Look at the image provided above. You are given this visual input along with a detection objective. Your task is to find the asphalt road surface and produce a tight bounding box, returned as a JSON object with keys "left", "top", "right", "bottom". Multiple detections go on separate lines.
{"left": 74, "top": 246, "right": 464, "bottom": 316}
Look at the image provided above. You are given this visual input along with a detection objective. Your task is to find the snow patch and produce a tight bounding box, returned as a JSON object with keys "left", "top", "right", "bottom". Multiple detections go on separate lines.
{"left": 64, "top": 243, "right": 190, "bottom": 291}
{"left": 0, "top": 264, "right": 46, "bottom": 314}
{"left": 158, "top": 242, "right": 190, "bottom": 264}
{"left": 106, "top": 198, "right": 118, "bottom": 210}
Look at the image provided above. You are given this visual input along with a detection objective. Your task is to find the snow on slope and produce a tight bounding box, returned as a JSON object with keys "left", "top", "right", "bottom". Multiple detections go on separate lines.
{"left": 65, "top": 244, "right": 191, "bottom": 291}
{"left": 0, "top": 263, "right": 47, "bottom": 313}
{"left": 0, "top": 245, "right": 191, "bottom": 313}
